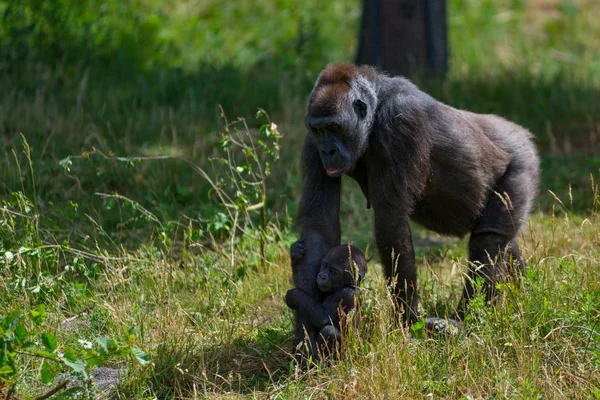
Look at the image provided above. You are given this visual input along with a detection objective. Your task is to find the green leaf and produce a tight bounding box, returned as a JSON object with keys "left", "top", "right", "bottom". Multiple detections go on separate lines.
{"left": 32, "top": 349, "right": 58, "bottom": 361}
{"left": 3, "top": 311, "right": 21, "bottom": 330}
{"left": 85, "top": 354, "right": 104, "bottom": 369}
{"left": 41, "top": 360, "right": 55, "bottom": 384}
{"left": 14, "top": 325, "right": 28, "bottom": 345}
{"left": 21, "top": 341, "right": 36, "bottom": 349}
{"left": 63, "top": 358, "right": 86, "bottom": 373}
{"left": 29, "top": 305, "right": 47, "bottom": 325}
{"left": 409, "top": 319, "right": 425, "bottom": 339}
{"left": 63, "top": 349, "right": 77, "bottom": 362}
{"left": 96, "top": 337, "right": 110, "bottom": 354}
{"left": 41, "top": 332, "right": 57, "bottom": 352}
{"left": 125, "top": 326, "right": 137, "bottom": 339}
{"left": 131, "top": 348, "right": 150, "bottom": 366}
{"left": 0, "top": 365, "right": 15, "bottom": 376}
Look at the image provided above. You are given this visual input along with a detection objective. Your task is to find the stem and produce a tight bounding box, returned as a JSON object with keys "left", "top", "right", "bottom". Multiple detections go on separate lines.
{"left": 230, "top": 209, "right": 239, "bottom": 276}
{"left": 34, "top": 380, "right": 70, "bottom": 400}
{"left": 21, "top": 135, "right": 38, "bottom": 218}
{"left": 5, "top": 386, "right": 15, "bottom": 400}
{"left": 16, "top": 351, "right": 58, "bottom": 362}
{"left": 259, "top": 196, "right": 266, "bottom": 270}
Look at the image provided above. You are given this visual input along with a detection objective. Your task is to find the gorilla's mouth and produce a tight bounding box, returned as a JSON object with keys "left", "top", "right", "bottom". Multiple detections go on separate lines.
{"left": 325, "top": 164, "right": 349, "bottom": 177}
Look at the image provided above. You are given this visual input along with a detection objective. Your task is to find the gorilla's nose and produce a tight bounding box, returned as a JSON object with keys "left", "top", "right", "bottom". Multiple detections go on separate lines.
{"left": 318, "top": 142, "right": 339, "bottom": 159}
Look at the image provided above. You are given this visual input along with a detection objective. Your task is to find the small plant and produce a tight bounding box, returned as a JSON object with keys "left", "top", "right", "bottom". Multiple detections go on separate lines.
{"left": 202, "top": 108, "right": 282, "bottom": 269}
{"left": 59, "top": 108, "right": 282, "bottom": 270}
{"left": 0, "top": 306, "right": 149, "bottom": 399}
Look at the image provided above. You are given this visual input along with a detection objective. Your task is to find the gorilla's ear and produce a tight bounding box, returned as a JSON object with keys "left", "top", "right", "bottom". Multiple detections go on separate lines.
{"left": 353, "top": 99, "right": 367, "bottom": 120}
{"left": 354, "top": 254, "right": 368, "bottom": 283}
{"left": 358, "top": 262, "right": 367, "bottom": 282}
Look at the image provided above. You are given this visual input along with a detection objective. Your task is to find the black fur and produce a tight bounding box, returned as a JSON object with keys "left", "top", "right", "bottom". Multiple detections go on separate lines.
{"left": 287, "top": 242, "right": 367, "bottom": 356}
{"left": 293, "top": 63, "right": 540, "bottom": 345}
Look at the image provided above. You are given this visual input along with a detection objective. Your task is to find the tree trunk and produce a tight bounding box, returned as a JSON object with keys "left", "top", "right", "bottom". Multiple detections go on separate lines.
{"left": 356, "top": 0, "right": 448, "bottom": 77}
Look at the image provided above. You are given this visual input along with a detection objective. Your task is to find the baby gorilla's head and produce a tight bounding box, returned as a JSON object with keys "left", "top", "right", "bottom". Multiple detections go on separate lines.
{"left": 317, "top": 245, "right": 367, "bottom": 292}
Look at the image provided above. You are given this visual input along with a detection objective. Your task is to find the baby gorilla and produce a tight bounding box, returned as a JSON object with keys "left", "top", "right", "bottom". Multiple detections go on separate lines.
{"left": 285, "top": 242, "right": 367, "bottom": 355}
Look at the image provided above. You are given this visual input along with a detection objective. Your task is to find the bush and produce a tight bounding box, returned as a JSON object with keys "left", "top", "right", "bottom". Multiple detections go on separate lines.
{"left": 0, "top": 0, "right": 163, "bottom": 68}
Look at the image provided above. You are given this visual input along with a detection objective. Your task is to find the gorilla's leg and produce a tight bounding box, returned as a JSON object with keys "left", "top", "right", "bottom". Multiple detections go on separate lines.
{"left": 293, "top": 326, "right": 320, "bottom": 364}
{"left": 374, "top": 213, "right": 418, "bottom": 324}
{"left": 457, "top": 163, "right": 534, "bottom": 320}
{"left": 461, "top": 233, "right": 513, "bottom": 305}
{"left": 507, "top": 239, "right": 525, "bottom": 274}
{"left": 292, "top": 314, "right": 305, "bottom": 350}
{"left": 316, "top": 325, "right": 342, "bottom": 358}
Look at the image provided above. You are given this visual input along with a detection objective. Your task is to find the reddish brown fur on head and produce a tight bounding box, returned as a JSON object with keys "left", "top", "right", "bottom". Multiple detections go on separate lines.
{"left": 308, "top": 63, "right": 359, "bottom": 118}
{"left": 317, "top": 63, "right": 357, "bottom": 86}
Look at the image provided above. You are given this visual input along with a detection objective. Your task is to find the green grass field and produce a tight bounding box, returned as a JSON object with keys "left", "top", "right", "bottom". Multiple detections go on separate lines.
{"left": 0, "top": 0, "right": 599, "bottom": 398}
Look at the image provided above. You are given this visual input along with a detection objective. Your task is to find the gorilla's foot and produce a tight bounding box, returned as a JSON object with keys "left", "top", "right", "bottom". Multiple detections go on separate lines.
{"left": 425, "top": 317, "right": 461, "bottom": 335}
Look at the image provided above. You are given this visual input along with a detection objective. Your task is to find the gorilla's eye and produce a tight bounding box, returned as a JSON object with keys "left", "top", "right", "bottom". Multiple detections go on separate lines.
{"left": 313, "top": 128, "right": 327, "bottom": 139}
{"left": 327, "top": 124, "right": 341, "bottom": 133}
{"left": 353, "top": 99, "right": 367, "bottom": 120}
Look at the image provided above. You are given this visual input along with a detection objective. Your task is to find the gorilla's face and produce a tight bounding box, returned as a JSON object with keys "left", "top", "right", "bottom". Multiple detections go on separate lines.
{"left": 309, "top": 123, "right": 352, "bottom": 177}
{"left": 316, "top": 245, "right": 367, "bottom": 292}
{"left": 306, "top": 64, "right": 376, "bottom": 177}
{"left": 306, "top": 98, "right": 371, "bottom": 178}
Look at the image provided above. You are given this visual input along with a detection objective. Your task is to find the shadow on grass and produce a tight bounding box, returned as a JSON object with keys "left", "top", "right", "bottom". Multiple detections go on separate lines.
{"left": 1, "top": 59, "right": 599, "bottom": 251}
{"left": 1, "top": 58, "right": 309, "bottom": 247}
{"left": 147, "top": 328, "right": 295, "bottom": 397}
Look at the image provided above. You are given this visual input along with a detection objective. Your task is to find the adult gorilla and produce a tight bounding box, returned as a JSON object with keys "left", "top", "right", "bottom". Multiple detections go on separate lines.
{"left": 292, "top": 63, "right": 539, "bottom": 346}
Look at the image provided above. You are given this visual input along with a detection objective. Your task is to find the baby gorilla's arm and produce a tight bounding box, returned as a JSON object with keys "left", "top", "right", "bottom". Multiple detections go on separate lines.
{"left": 285, "top": 287, "right": 358, "bottom": 330}
{"left": 285, "top": 288, "right": 333, "bottom": 330}
{"left": 317, "top": 288, "right": 358, "bottom": 349}
{"left": 320, "top": 287, "right": 357, "bottom": 323}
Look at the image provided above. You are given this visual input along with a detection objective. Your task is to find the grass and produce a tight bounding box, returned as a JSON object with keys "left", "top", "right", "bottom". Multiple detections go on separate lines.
{"left": 0, "top": 0, "right": 599, "bottom": 398}
{"left": 2, "top": 180, "right": 599, "bottom": 398}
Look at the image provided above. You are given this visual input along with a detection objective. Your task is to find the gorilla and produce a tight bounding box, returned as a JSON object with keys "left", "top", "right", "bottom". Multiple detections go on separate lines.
{"left": 286, "top": 242, "right": 367, "bottom": 356}
{"left": 292, "top": 63, "right": 539, "bottom": 347}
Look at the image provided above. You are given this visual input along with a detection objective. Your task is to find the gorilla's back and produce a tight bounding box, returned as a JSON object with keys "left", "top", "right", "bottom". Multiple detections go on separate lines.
{"left": 410, "top": 105, "right": 512, "bottom": 237}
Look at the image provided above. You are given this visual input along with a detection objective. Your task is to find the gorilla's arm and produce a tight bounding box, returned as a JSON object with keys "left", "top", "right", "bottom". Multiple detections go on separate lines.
{"left": 321, "top": 287, "right": 357, "bottom": 321}
{"left": 290, "top": 135, "right": 342, "bottom": 351}
{"left": 285, "top": 288, "right": 329, "bottom": 329}
{"left": 294, "top": 134, "right": 342, "bottom": 298}
{"left": 285, "top": 287, "right": 356, "bottom": 330}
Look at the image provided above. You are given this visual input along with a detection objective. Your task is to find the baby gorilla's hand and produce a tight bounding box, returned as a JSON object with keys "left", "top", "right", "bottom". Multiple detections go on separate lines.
{"left": 284, "top": 288, "right": 306, "bottom": 310}
{"left": 290, "top": 240, "right": 305, "bottom": 264}
{"left": 284, "top": 289, "right": 297, "bottom": 309}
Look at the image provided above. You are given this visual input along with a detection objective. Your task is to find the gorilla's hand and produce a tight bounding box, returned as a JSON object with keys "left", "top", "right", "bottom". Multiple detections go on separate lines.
{"left": 290, "top": 240, "right": 305, "bottom": 266}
